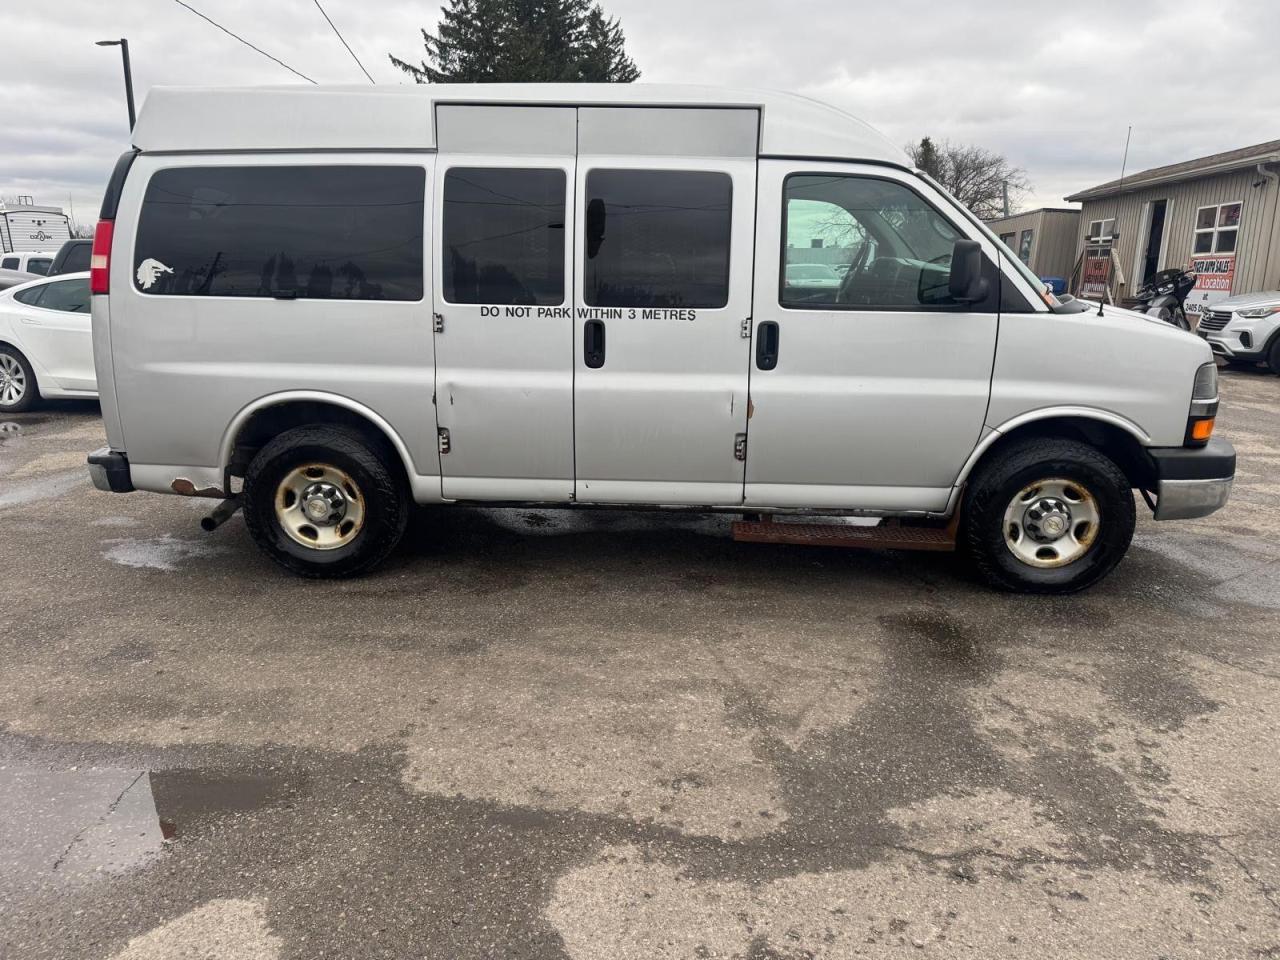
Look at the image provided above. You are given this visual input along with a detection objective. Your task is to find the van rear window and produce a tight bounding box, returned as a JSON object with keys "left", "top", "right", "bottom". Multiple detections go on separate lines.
{"left": 133, "top": 166, "right": 425, "bottom": 301}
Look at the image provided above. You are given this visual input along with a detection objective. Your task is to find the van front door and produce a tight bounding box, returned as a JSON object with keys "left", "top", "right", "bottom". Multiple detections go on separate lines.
{"left": 745, "top": 161, "right": 1000, "bottom": 512}
{"left": 432, "top": 106, "right": 577, "bottom": 501}
{"left": 572, "top": 108, "right": 758, "bottom": 505}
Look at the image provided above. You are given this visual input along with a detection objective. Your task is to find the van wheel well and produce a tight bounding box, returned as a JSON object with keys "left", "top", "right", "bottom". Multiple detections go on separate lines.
{"left": 228, "top": 401, "right": 405, "bottom": 482}
{"left": 972, "top": 418, "right": 1154, "bottom": 492}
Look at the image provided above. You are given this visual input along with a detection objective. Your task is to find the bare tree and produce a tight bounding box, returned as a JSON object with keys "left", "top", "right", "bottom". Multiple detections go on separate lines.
{"left": 905, "top": 138, "right": 1031, "bottom": 219}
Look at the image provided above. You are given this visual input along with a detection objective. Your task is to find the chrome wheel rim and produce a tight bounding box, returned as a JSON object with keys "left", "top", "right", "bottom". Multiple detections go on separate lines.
{"left": 275, "top": 463, "right": 365, "bottom": 550}
{"left": 0, "top": 354, "right": 26, "bottom": 407}
{"left": 1002, "top": 478, "right": 1100, "bottom": 568}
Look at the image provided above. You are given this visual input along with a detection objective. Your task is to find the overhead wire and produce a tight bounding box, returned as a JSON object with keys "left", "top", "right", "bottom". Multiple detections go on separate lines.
{"left": 312, "top": 0, "right": 375, "bottom": 83}
{"left": 170, "top": 0, "right": 317, "bottom": 84}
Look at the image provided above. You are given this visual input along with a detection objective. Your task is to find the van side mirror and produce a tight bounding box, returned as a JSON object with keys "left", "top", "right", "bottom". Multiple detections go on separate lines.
{"left": 586, "top": 198, "right": 606, "bottom": 259}
{"left": 948, "top": 239, "right": 989, "bottom": 303}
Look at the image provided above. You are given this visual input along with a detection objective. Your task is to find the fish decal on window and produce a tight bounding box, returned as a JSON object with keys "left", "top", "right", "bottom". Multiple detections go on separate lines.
{"left": 136, "top": 259, "right": 174, "bottom": 290}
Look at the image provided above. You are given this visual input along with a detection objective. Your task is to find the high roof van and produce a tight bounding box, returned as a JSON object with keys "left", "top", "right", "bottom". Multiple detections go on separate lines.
{"left": 85, "top": 84, "right": 1234, "bottom": 592}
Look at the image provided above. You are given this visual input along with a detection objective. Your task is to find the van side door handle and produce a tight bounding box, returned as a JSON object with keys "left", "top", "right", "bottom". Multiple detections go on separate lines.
{"left": 584, "top": 319, "right": 606, "bottom": 369}
{"left": 756, "top": 321, "right": 779, "bottom": 370}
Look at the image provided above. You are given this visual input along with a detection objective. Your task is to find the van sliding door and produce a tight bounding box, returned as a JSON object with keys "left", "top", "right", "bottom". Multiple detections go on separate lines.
{"left": 431, "top": 106, "right": 577, "bottom": 501}
{"left": 572, "top": 107, "right": 759, "bottom": 505}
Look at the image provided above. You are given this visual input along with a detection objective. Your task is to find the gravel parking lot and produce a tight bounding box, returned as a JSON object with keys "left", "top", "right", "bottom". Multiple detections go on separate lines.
{"left": 1, "top": 367, "right": 1278, "bottom": 959}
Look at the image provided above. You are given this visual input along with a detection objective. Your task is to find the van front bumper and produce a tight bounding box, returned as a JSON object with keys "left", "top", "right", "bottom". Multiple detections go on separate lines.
{"left": 1148, "top": 438, "right": 1235, "bottom": 521}
{"left": 87, "top": 447, "right": 135, "bottom": 493}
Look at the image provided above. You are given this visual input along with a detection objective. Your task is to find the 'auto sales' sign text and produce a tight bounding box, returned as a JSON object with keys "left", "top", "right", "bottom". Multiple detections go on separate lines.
{"left": 1186, "top": 254, "right": 1235, "bottom": 317}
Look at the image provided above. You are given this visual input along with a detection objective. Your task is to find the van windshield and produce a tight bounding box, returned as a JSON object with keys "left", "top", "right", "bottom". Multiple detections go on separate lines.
{"left": 914, "top": 172, "right": 1064, "bottom": 310}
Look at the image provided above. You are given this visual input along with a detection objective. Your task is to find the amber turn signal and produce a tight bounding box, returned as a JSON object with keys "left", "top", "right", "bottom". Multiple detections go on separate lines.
{"left": 1189, "top": 418, "right": 1215, "bottom": 443}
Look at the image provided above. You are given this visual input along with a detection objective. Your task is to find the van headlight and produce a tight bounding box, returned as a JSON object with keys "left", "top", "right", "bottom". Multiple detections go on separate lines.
{"left": 1186, "top": 362, "right": 1218, "bottom": 446}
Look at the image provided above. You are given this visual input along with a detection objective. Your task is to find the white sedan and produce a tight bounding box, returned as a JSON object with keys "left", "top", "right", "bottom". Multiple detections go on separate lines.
{"left": 0, "top": 271, "right": 95, "bottom": 412}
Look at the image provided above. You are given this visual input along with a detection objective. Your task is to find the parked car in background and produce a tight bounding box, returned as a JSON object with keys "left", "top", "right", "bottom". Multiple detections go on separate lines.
{"left": 784, "top": 262, "right": 842, "bottom": 292}
{"left": 0, "top": 251, "right": 55, "bottom": 276}
{"left": 0, "top": 267, "right": 38, "bottom": 291}
{"left": 0, "top": 271, "right": 95, "bottom": 411}
{"left": 1198, "top": 290, "right": 1280, "bottom": 373}
{"left": 48, "top": 238, "right": 92, "bottom": 276}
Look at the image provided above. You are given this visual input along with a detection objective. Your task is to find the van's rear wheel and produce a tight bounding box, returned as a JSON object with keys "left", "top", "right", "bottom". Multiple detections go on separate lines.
{"left": 962, "top": 437, "right": 1135, "bottom": 594}
{"left": 243, "top": 425, "right": 408, "bottom": 578}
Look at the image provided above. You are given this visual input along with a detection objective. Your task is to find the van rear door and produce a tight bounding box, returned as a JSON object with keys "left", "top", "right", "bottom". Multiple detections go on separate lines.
{"left": 572, "top": 108, "right": 759, "bottom": 505}
{"left": 431, "top": 106, "right": 578, "bottom": 501}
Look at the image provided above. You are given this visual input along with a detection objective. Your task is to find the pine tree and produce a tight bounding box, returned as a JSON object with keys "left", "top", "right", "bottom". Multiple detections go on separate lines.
{"left": 913, "top": 137, "right": 943, "bottom": 181}
{"left": 390, "top": 0, "right": 640, "bottom": 83}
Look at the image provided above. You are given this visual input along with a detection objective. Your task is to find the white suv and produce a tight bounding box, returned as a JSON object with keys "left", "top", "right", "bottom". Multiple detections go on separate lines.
{"left": 1198, "top": 290, "right": 1280, "bottom": 372}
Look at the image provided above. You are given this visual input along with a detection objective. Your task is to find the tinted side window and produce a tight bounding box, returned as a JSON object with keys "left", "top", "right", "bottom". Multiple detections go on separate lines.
{"left": 782, "top": 174, "right": 971, "bottom": 310}
{"left": 584, "top": 169, "right": 731, "bottom": 308}
{"left": 134, "top": 166, "right": 425, "bottom": 300}
{"left": 0, "top": 257, "right": 18, "bottom": 270}
{"left": 13, "top": 285, "right": 45, "bottom": 306}
{"left": 61, "top": 243, "right": 91, "bottom": 273}
{"left": 35, "top": 278, "right": 90, "bottom": 312}
{"left": 442, "top": 167, "right": 565, "bottom": 305}
{"left": 27, "top": 258, "right": 51, "bottom": 275}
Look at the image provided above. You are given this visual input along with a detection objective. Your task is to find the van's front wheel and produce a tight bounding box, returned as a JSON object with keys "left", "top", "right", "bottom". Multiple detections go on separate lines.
{"left": 962, "top": 438, "right": 1135, "bottom": 594}
{"left": 243, "top": 425, "right": 408, "bottom": 578}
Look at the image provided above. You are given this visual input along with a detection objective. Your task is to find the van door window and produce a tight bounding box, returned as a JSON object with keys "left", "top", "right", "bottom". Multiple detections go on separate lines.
{"left": 583, "top": 169, "right": 731, "bottom": 308}
{"left": 133, "top": 166, "right": 425, "bottom": 300}
{"left": 441, "top": 167, "right": 565, "bottom": 305}
{"left": 781, "top": 174, "right": 982, "bottom": 310}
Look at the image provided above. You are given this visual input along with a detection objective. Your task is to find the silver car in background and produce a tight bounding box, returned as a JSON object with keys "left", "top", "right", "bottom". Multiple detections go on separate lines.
{"left": 1198, "top": 290, "right": 1280, "bottom": 372}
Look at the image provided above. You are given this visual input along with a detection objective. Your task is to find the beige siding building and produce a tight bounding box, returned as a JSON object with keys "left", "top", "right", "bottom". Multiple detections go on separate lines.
{"left": 985, "top": 207, "right": 1081, "bottom": 281}
{"left": 1065, "top": 139, "right": 1280, "bottom": 316}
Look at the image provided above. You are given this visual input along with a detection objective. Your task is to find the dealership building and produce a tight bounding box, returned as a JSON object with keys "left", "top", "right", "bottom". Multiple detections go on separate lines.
{"left": 1063, "top": 139, "right": 1280, "bottom": 318}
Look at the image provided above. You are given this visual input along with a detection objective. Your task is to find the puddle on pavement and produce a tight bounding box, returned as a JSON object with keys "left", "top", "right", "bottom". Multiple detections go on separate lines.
{"left": 0, "top": 765, "right": 296, "bottom": 888}
{"left": 1, "top": 767, "right": 166, "bottom": 884}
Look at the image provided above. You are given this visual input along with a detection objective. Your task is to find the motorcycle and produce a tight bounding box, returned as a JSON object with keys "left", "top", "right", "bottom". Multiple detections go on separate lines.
{"left": 1133, "top": 267, "right": 1197, "bottom": 331}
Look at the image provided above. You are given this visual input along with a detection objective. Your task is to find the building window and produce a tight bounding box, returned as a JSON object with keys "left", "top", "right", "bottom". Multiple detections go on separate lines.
{"left": 134, "top": 166, "right": 425, "bottom": 300}
{"left": 1193, "top": 202, "right": 1242, "bottom": 255}
{"left": 583, "top": 169, "right": 732, "bottom": 309}
{"left": 1018, "top": 229, "right": 1034, "bottom": 265}
{"left": 1087, "top": 218, "right": 1115, "bottom": 246}
{"left": 442, "top": 167, "right": 566, "bottom": 306}
{"left": 999, "top": 232, "right": 1015, "bottom": 249}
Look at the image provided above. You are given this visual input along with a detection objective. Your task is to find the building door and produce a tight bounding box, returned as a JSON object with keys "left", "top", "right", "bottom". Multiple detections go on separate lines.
{"left": 431, "top": 106, "right": 577, "bottom": 501}
{"left": 572, "top": 108, "right": 759, "bottom": 505}
{"left": 1142, "top": 199, "right": 1168, "bottom": 283}
{"left": 744, "top": 161, "right": 999, "bottom": 512}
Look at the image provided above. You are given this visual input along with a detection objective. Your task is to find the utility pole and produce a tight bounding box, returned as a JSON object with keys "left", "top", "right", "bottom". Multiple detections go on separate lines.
{"left": 95, "top": 38, "right": 136, "bottom": 130}
{"left": 1001, "top": 180, "right": 1010, "bottom": 218}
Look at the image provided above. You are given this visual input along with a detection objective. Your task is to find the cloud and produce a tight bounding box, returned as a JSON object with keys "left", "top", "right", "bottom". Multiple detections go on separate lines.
{"left": 3, "top": 0, "right": 1277, "bottom": 223}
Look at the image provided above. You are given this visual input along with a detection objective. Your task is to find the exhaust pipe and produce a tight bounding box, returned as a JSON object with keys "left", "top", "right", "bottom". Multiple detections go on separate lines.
{"left": 201, "top": 496, "right": 242, "bottom": 532}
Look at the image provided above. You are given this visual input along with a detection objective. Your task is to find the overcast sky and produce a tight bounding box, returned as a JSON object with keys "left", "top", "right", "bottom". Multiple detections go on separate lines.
{"left": 4, "top": 0, "right": 1277, "bottom": 226}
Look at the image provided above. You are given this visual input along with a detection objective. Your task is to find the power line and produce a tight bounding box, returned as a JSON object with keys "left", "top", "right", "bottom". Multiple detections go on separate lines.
{"left": 170, "top": 0, "right": 317, "bottom": 84}
{"left": 312, "top": 0, "right": 375, "bottom": 83}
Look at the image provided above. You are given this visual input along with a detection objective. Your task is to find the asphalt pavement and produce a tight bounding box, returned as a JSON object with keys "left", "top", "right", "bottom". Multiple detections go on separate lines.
{"left": 1, "top": 368, "right": 1278, "bottom": 959}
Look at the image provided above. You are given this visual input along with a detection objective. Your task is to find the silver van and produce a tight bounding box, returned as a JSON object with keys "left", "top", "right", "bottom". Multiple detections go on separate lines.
{"left": 85, "top": 84, "right": 1235, "bottom": 593}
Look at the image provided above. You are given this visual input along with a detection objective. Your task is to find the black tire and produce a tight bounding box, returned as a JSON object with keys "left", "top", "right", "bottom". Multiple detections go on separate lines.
{"left": 961, "top": 437, "right": 1136, "bottom": 594}
{"left": 0, "top": 343, "right": 38, "bottom": 413}
{"left": 242, "top": 425, "right": 408, "bottom": 578}
{"left": 1268, "top": 335, "right": 1280, "bottom": 376}
{"left": 1223, "top": 358, "right": 1255, "bottom": 369}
